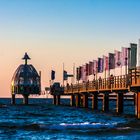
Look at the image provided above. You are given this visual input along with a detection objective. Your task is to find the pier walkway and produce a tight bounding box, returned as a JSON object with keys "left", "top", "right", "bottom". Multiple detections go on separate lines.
{"left": 50, "top": 68, "right": 140, "bottom": 119}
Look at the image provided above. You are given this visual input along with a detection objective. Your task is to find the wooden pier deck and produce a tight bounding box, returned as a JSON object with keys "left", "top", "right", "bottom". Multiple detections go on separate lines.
{"left": 51, "top": 68, "right": 140, "bottom": 119}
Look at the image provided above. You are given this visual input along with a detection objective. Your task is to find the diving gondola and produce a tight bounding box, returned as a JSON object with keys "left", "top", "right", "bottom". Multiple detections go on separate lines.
{"left": 11, "top": 53, "right": 41, "bottom": 104}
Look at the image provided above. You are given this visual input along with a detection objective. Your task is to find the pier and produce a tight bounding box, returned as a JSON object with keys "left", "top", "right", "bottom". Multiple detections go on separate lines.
{"left": 50, "top": 68, "right": 140, "bottom": 119}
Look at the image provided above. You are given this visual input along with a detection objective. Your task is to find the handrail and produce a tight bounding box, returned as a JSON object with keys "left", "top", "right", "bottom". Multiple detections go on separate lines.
{"left": 64, "top": 68, "right": 140, "bottom": 94}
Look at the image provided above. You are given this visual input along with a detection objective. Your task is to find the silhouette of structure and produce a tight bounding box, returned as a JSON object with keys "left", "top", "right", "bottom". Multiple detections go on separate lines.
{"left": 11, "top": 53, "right": 41, "bottom": 104}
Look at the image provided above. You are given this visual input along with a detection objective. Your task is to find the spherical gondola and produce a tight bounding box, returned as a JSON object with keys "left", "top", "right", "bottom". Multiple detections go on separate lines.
{"left": 11, "top": 53, "right": 41, "bottom": 104}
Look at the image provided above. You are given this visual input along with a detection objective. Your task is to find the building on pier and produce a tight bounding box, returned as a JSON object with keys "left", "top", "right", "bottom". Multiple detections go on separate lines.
{"left": 11, "top": 53, "right": 41, "bottom": 104}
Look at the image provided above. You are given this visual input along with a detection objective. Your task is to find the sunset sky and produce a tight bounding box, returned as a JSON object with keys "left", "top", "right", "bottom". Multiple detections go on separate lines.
{"left": 0, "top": 0, "right": 140, "bottom": 97}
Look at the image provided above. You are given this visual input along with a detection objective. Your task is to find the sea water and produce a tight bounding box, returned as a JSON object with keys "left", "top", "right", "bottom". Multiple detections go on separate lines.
{"left": 0, "top": 98, "right": 139, "bottom": 140}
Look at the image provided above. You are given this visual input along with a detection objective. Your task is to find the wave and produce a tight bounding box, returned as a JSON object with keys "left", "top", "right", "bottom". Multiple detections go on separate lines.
{"left": 0, "top": 122, "right": 117, "bottom": 130}
{"left": 39, "top": 122, "right": 118, "bottom": 130}
{"left": 0, "top": 121, "right": 135, "bottom": 137}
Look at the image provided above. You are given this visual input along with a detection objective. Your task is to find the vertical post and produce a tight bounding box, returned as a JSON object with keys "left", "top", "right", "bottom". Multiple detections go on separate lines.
{"left": 108, "top": 67, "right": 110, "bottom": 78}
{"left": 102, "top": 94, "right": 109, "bottom": 112}
{"left": 135, "top": 92, "right": 140, "bottom": 119}
{"left": 23, "top": 95, "right": 29, "bottom": 105}
{"left": 11, "top": 94, "right": 16, "bottom": 105}
{"left": 39, "top": 71, "right": 41, "bottom": 92}
{"left": 82, "top": 94, "right": 88, "bottom": 108}
{"left": 134, "top": 93, "right": 136, "bottom": 106}
{"left": 121, "top": 65, "right": 122, "bottom": 76}
{"left": 70, "top": 94, "right": 75, "bottom": 106}
{"left": 56, "top": 95, "right": 60, "bottom": 105}
{"left": 125, "top": 57, "right": 128, "bottom": 76}
{"left": 53, "top": 95, "right": 56, "bottom": 105}
{"left": 92, "top": 93, "right": 98, "bottom": 110}
{"left": 63, "top": 63, "right": 64, "bottom": 87}
{"left": 128, "top": 47, "right": 131, "bottom": 71}
{"left": 116, "top": 93, "right": 123, "bottom": 114}
{"left": 75, "top": 94, "right": 81, "bottom": 107}
{"left": 105, "top": 69, "right": 106, "bottom": 79}
{"left": 72, "top": 63, "right": 75, "bottom": 84}
{"left": 96, "top": 64, "right": 98, "bottom": 80}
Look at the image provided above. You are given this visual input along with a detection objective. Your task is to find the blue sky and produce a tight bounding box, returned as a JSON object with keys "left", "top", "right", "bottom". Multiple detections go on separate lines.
{"left": 0, "top": 0, "right": 140, "bottom": 97}
{"left": 0, "top": 0, "right": 140, "bottom": 42}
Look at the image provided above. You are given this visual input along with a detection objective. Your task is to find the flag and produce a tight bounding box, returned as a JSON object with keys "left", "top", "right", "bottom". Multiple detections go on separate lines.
{"left": 63, "top": 70, "right": 68, "bottom": 80}
{"left": 81, "top": 65, "right": 87, "bottom": 82}
{"left": 115, "top": 50, "right": 122, "bottom": 68}
{"left": 76, "top": 67, "right": 80, "bottom": 81}
{"left": 130, "top": 43, "right": 137, "bottom": 69}
{"left": 81, "top": 66, "right": 84, "bottom": 80}
{"left": 67, "top": 74, "right": 74, "bottom": 77}
{"left": 79, "top": 66, "right": 82, "bottom": 80}
{"left": 103, "top": 56, "right": 109, "bottom": 71}
{"left": 51, "top": 70, "right": 55, "bottom": 80}
{"left": 63, "top": 70, "right": 73, "bottom": 80}
{"left": 77, "top": 66, "right": 82, "bottom": 80}
{"left": 86, "top": 63, "right": 89, "bottom": 76}
{"left": 109, "top": 53, "right": 115, "bottom": 69}
{"left": 98, "top": 58, "right": 104, "bottom": 73}
{"left": 121, "top": 47, "right": 128, "bottom": 66}
{"left": 89, "top": 61, "right": 93, "bottom": 75}
{"left": 93, "top": 60, "right": 98, "bottom": 74}
{"left": 101, "top": 58, "right": 104, "bottom": 72}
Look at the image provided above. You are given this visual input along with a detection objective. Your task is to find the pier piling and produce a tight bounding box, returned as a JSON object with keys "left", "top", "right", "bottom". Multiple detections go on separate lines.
{"left": 23, "top": 95, "right": 29, "bottom": 105}
{"left": 116, "top": 93, "right": 124, "bottom": 114}
{"left": 53, "top": 95, "right": 56, "bottom": 105}
{"left": 56, "top": 95, "right": 60, "bottom": 105}
{"left": 11, "top": 94, "right": 16, "bottom": 105}
{"left": 102, "top": 93, "right": 109, "bottom": 112}
{"left": 82, "top": 94, "right": 88, "bottom": 108}
{"left": 135, "top": 92, "right": 140, "bottom": 119}
{"left": 70, "top": 95, "right": 75, "bottom": 106}
{"left": 76, "top": 94, "right": 81, "bottom": 107}
{"left": 91, "top": 94, "right": 98, "bottom": 110}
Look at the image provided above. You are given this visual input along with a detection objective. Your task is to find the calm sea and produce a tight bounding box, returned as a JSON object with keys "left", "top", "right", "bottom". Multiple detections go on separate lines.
{"left": 0, "top": 98, "right": 139, "bottom": 140}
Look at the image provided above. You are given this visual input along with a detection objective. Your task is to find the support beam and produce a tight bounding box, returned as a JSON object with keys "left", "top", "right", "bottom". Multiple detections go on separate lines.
{"left": 135, "top": 92, "right": 140, "bottom": 119}
{"left": 56, "top": 95, "right": 60, "bottom": 105}
{"left": 11, "top": 94, "right": 16, "bottom": 105}
{"left": 23, "top": 95, "right": 29, "bottom": 105}
{"left": 75, "top": 94, "right": 81, "bottom": 107}
{"left": 116, "top": 93, "right": 123, "bottom": 114}
{"left": 70, "top": 95, "right": 75, "bottom": 106}
{"left": 82, "top": 94, "right": 88, "bottom": 108}
{"left": 134, "top": 93, "right": 136, "bottom": 106}
{"left": 53, "top": 95, "right": 56, "bottom": 105}
{"left": 102, "top": 94, "right": 109, "bottom": 112}
{"left": 91, "top": 94, "right": 98, "bottom": 110}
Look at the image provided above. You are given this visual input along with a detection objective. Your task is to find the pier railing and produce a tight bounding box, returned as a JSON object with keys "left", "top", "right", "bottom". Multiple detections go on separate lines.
{"left": 64, "top": 68, "right": 140, "bottom": 94}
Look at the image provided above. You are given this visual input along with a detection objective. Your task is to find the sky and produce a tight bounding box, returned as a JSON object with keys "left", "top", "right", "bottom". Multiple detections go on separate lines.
{"left": 0, "top": 0, "right": 140, "bottom": 97}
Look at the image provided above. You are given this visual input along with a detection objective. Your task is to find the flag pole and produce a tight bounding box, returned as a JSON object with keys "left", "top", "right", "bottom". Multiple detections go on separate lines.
{"left": 39, "top": 71, "right": 41, "bottom": 92}
{"left": 105, "top": 69, "right": 106, "bottom": 79}
{"left": 73, "top": 63, "right": 75, "bottom": 84}
{"left": 108, "top": 61, "right": 110, "bottom": 78}
{"left": 96, "top": 65, "right": 98, "bottom": 80}
{"left": 125, "top": 57, "right": 127, "bottom": 76}
{"left": 63, "top": 63, "right": 64, "bottom": 87}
